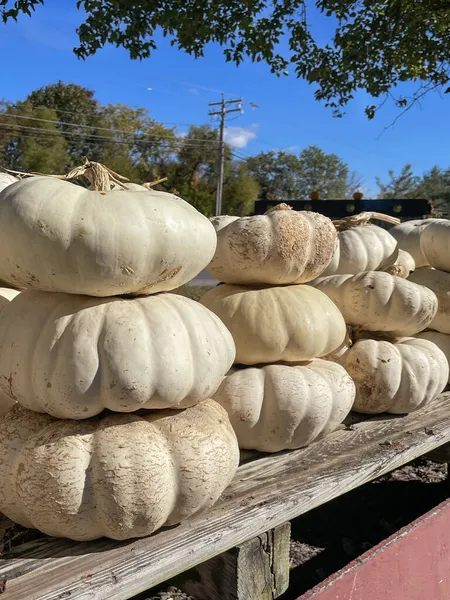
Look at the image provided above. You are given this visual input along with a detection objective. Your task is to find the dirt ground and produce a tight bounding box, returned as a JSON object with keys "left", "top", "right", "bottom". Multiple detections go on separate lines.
{"left": 139, "top": 457, "right": 449, "bottom": 600}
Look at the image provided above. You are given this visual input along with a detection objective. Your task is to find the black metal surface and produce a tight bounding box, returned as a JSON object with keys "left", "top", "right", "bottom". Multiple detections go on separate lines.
{"left": 253, "top": 199, "right": 432, "bottom": 219}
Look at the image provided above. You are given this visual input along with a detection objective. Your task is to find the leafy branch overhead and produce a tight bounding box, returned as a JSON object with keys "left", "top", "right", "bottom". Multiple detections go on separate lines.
{"left": 2, "top": 0, "right": 450, "bottom": 117}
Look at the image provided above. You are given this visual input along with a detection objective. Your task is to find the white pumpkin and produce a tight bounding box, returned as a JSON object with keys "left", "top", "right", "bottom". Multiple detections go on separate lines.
{"left": 213, "top": 360, "right": 355, "bottom": 452}
{"left": 0, "top": 173, "right": 18, "bottom": 194}
{"left": 0, "top": 291, "right": 235, "bottom": 418}
{"left": 0, "top": 177, "right": 217, "bottom": 296}
{"left": 200, "top": 284, "right": 346, "bottom": 365}
{"left": 0, "top": 401, "right": 239, "bottom": 541}
{"left": 311, "top": 271, "right": 437, "bottom": 336}
{"left": 420, "top": 220, "right": 450, "bottom": 273}
{"left": 408, "top": 268, "right": 450, "bottom": 334}
{"left": 390, "top": 218, "right": 446, "bottom": 268}
{"left": 322, "top": 214, "right": 399, "bottom": 276}
{"left": 339, "top": 336, "right": 448, "bottom": 414}
{"left": 206, "top": 205, "right": 337, "bottom": 285}
{"left": 416, "top": 331, "right": 450, "bottom": 382}
{"left": 385, "top": 249, "right": 416, "bottom": 278}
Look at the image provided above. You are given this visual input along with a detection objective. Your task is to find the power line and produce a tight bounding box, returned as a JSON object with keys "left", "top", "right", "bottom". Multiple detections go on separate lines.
{"left": 0, "top": 112, "right": 219, "bottom": 147}
{"left": 209, "top": 94, "right": 244, "bottom": 215}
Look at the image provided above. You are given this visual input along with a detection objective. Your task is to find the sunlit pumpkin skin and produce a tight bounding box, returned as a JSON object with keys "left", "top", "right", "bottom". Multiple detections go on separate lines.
{"left": 0, "top": 177, "right": 217, "bottom": 296}
{"left": 322, "top": 224, "right": 398, "bottom": 276}
{"left": 416, "top": 331, "right": 450, "bottom": 383}
{"left": 390, "top": 218, "right": 446, "bottom": 269}
{"left": 200, "top": 284, "right": 346, "bottom": 365}
{"left": 420, "top": 220, "right": 450, "bottom": 273}
{"left": 206, "top": 209, "right": 337, "bottom": 285}
{"left": 0, "top": 287, "right": 20, "bottom": 311}
{"left": 408, "top": 267, "right": 450, "bottom": 334}
{"left": 311, "top": 271, "right": 437, "bottom": 336}
{"left": 0, "top": 173, "right": 18, "bottom": 194}
{"left": 213, "top": 360, "right": 355, "bottom": 452}
{"left": 0, "top": 401, "right": 239, "bottom": 541}
{"left": 0, "top": 291, "right": 235, "bottom": 418}
{"left": 339, "top": 337, "right": 448, "bottom": 414}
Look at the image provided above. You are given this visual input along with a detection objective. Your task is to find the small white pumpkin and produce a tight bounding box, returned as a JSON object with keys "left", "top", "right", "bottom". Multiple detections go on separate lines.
{"left": 206, "top": 204, "right": 337, "bottom": 285}
{"left": 311, "top": 271, "right": 437, "bottom": 336}
{"left": 408, "top": 267, "right": 450, "bottom": 334}
{"left": 213, "top": 360, "right": 355, "bottom": 452}
{"left": 0, "top": 173, "right": 18, "bottom": 194}
{"left": 0, "top": 177, "right": 217, "bottom": 296}
{"left": 0, "top": 401, "right": 239, "bottom": 541}
{"left": 390, "top": 218, "right": 446, "bottom": 269}
{"left": 200, "top": 284, "right": 346, "bottom": 365}
{"left": 420, "top": 220, "right": 450, "bottom": 273}
{"left": 0, "top": 291, "right": 235, "bottom": 418}
{"left": 339, "top": 336, "right": 448, "bottom": 414}
{"left": 322, "top": 213, "right": 399, "bottom": 276}
{"left": 416, "top": 331, "right": 450, "bottom": 382}
{"left": 384, "top": 249, "right": 416, "bottom": 278}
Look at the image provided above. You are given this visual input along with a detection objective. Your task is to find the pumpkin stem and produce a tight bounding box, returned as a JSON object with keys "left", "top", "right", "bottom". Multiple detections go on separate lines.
{"left": 264, "top": 202, "right": 293, "bottom": 214}
{"left": 385, "top": 264, "right": 407, "bottom": 278}
{"left": 2, "top": 159, "right": 130, "bottom": 192}
{"left": 141, "top": 177, "right": 168, "bottom": 189}
{"left": 333, "top": 211, "right": 401, "bottom": 231}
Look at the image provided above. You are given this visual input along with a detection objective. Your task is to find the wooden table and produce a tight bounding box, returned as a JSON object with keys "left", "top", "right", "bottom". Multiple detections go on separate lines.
{"left": 2, "top": 392, "right": 450, "bottom": 600}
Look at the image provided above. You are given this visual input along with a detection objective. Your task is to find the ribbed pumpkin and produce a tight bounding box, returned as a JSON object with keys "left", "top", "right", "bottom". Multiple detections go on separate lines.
{"left": 213, "top": 360, "right": 355, "bottom": 452}
{"left": 322, "top": 213, "right": 399, "bottom": 276}
{"left": 420, "top": 220, "right": 450, "bottom": 273}
{"left": 206, "top": 204, "right": 337, "bottom": 285}
{"left": 0, "top": 401, "right": 239, "bottom": 541}
{"left": 0, "top": 291, "right": 235, "bottom": 418}
{"left": 0, "top": 177, "right": 217, "bottom": 296}
{"left": 390, "top": 218, "right": 446, "bottom": 269}
{"left": 311, "top": 271, "right": 437, "bottom": 336}
{"left": 200, "top": 284, "right": 346, "bottom": 365}
{"left": 0, "top": 173, "right": 18, "bottom": 194}
{"left": 416, "top": 331, "right": 450, "bottom": 382}
{"left": 339, "top": 336, "right": 448, "bottom": 414}
{"left": 408, "top": 267, "right": 450, "bottom": 334}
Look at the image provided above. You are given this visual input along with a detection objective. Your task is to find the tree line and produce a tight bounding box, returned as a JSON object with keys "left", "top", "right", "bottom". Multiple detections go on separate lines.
{"left": 1, "top": 82, "right": 450, "bottom": 217}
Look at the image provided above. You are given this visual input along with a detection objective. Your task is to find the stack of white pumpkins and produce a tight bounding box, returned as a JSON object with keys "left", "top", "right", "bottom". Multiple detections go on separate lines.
{"left": 203, "top": 206, "right": 449, "bottom": 447}
{"left": 201, "top": 203, "right": 357, "bottom": 452}
{"left": 0, "top": 166, "right": 241, "bottom": 541}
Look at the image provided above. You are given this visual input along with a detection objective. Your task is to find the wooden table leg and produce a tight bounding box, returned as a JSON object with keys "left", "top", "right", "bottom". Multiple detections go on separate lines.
{"left": 176, "top": 522, "right": 291, "bottom": 600}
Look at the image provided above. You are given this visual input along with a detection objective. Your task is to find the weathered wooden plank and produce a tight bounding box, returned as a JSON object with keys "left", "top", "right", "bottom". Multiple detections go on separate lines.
{"left": 2, "top": 393, "right": 450, "bottom": 600}
{"left": 176, "top": 523, "right": 290, "bottom": 600}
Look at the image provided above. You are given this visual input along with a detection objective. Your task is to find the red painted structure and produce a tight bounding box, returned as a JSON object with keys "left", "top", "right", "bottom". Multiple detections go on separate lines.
{"left": 297, "top": 497, "right": 450, "bottom": 600}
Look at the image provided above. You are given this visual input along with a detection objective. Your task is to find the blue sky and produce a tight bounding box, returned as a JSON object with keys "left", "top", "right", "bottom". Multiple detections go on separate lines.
{"left": 2, "top": 0, "right": 449, "bottom": 195}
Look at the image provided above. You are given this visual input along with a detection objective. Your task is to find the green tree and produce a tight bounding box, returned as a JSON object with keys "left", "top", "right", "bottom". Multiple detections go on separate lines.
{"left": 222, "top": 164, "right": 259, "bottom": 215}
{"left": 24, "top": 81, "right": 104, "bottom": 165}
{"left": 297, "top": 145, "right": 348, "bottom": 198}
{"left": 4, "top": 1, "right": 450, "bottom": 118}
{"left": 0, "top": 102, "right": 68, "bottom": 173}
{"left": 376, "top": 165, "right": 421, "bottom": 199}
{"left": 416, "top": 166, "right": 450, "bottom": 218}
{"left": 245, "top": 151, "right": 303, "bottom": 201}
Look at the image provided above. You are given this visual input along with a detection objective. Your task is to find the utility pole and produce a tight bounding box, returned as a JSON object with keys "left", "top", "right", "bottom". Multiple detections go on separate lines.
{"left": 209, "top": 94, "right": 243, "bottom": 216}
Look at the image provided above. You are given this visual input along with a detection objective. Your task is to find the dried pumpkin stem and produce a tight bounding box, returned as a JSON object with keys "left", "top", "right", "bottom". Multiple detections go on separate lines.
{"left": 333, "top": 211, "right": 400, "bottom": 231}
{"left": 142, "top": 177, "right": 168, "bottom": 189}
{"left": 2, "top": 158, "right": 130, "bottom": 192}
{"left": 385, "top": 264, "right": 407, "bottom": 278}
{"left": 264, "top": 202, "right": 293, "bottom": 214}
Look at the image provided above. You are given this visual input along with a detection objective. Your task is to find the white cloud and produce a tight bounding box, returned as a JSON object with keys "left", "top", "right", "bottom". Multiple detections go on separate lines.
{"left": 224, "top": 126, "right": 257, "bottom": 148}
{"left": 177, "top": 131, "right": 188, "bottom": 138}
{"left": 188, "top": 88, "right": 200, "bottom": 95}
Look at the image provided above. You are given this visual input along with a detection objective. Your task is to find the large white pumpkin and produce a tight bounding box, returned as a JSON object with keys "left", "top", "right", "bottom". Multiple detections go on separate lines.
{"left": 0, "top": 177, "right": 217, "bottom": 296}
{"left": 0, "top": 291, "right": 235, "bottom": 418}
{"left": 416, "top": 331, "right": 450, "bottom": 382}
{"left": 206, "top": 206, "right": 337, "bottom": 285}
{"left": 390, "top": 218, "right": 446, "bottom": 268}
{"left": 213, "top": 360, "right": 355, "bottom": 452}
{"left": 0, "top": 173, "right": 18, "bottom": 194}
{"left": 322, "top": 224, "right": 398, "bottom": 276}
{"left": 420, "top": 220, "right": 450, "bottom": 273}
{"left": 339, "top": 337, "right": 448, "bottom": 414}
{"left": 311, "top": 271, "right": 437, "bottom": 336}
{"left": 0, "top": 401, "right": 239, "bottom": 541}
{"left": 200, "top": 284, "right": 346, "bottom": 365}
{"left": 408, "top": 267, "right": 450, "bottom": 334}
